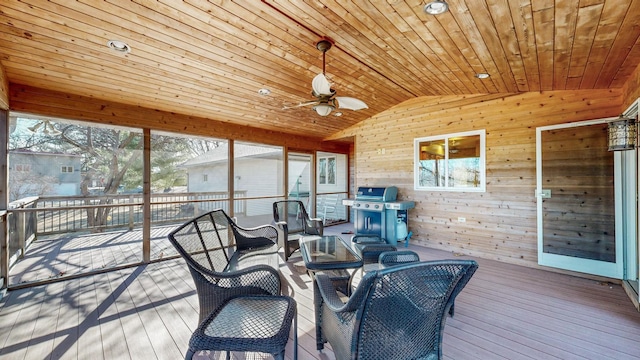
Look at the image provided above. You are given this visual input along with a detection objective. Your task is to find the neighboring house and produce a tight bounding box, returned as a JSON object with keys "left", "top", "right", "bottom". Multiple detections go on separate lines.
{"left": 8, "top": 150, "right": 82, "bottom": 201}
{"left": 179, "top": 144, "right": 282, "bottom": 215}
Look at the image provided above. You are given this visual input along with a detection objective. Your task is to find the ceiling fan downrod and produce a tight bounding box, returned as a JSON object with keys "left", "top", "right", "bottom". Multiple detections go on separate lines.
{"left": 315, "top": 38, "right": 333, "bottom": 75}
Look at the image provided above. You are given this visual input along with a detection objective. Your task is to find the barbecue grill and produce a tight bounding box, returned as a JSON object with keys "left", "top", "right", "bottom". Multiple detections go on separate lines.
{"left": 343, "top": 186, "right": 415, "bottom": 245}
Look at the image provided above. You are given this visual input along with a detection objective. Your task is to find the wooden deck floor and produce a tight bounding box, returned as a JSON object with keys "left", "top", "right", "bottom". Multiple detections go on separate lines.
{"left": 1, "top": 224, "right": 640, "bottom": 359}
{"left": 8, "top": 225, "right": 179, "bottom": 285}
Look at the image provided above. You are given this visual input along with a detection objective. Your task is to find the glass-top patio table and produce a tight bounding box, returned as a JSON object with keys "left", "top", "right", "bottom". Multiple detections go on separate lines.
{"left": 300, "top": 234, "right": 363, "bottom": 274}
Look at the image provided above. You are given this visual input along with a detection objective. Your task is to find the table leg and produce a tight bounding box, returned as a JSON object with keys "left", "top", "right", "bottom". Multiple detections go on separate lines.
{"left": 312, "top": 278, "right": 325, "bottom": 350}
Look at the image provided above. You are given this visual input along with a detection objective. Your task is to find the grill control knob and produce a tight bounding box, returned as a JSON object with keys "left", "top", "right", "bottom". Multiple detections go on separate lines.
{"left": 365, "top": 204, "right": 370, "bottom": 208}
{"left": 374, "top": 204, "right": 380, "bottom": 209}
{"left": 355, "top": 203, "right": 360, "bottom": 207}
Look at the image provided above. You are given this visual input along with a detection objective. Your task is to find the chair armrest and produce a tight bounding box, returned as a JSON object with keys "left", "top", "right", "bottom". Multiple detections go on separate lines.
{"left": 273, "top": 221, "right": 288, "bottom": 248}
{"left": 308, "top": 218, "right": 324, "bottom": 236}
{"left": 315, "top": 273, "right": 350, "bottom": 312}
{"left": 274, "top": 220, "right": 289, "bottom": 232}
{"left": 316, "top": 272, "right": 374, "bottom": 313}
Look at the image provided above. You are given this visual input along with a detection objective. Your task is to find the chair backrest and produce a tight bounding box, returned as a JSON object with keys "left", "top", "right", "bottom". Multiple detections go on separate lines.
{"left": 273, "top": 200, "right": 312, "bottom": 235}
{"left": 168, "top": 209, "right": 234, "bottom": 274}
{"left": 378, "top": 250, "right": 420, "bottom": 267}
{"left": 317, "top": 194, "right": 338, "bottom": 216}
{"left": 354, "top": 260, "right": 478, "bottom": 359}
{"left": 168, "top": 209, "right": 275, "bottom": 273}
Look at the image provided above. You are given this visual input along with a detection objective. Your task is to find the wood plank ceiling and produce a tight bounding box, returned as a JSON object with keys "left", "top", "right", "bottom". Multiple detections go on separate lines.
{"left": 1, "top": 0, "right": 639, "bottom": 140}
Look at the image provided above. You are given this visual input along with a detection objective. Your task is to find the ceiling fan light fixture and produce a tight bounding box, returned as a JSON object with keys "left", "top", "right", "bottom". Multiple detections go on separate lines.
{"left": 424, "top": 0, "right": 449, "bottom": 15}
{"left": 27, "top": 122, "right": 44, "bottom": 133}
{"left": 313, "top": 103, "right": 335, "bottom": 116}
{"left": 27, "top": 120, "right": 62, "bottom": 136}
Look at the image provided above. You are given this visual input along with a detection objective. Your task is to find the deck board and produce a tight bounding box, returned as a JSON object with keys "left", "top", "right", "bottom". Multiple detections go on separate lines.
{"left": 50, "top": 274, "right": 80, "bottom": 360}
{"left": 1, "top": 224, "right": 640, "bottom": 359}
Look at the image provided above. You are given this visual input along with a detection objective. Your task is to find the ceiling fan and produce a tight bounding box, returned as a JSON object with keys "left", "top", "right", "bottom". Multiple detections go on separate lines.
{"left": 283, "top": 38, "right": 368, "bottom": 116}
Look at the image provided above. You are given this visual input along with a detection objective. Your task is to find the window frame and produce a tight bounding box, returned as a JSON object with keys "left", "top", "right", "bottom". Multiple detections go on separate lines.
{"left": 414, "top": 129, "right": 486, "bottom": 192}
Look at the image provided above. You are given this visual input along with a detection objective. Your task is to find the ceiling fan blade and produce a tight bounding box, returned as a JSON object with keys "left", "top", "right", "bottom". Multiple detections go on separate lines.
{"left": 312, "top": 73, "right": 332, "bottom": 96}
{"left": 282, "top": 100, "right": 319, "bottom": 110}
{"left": 335, "top": 96, "right": 368, "bottom": 111}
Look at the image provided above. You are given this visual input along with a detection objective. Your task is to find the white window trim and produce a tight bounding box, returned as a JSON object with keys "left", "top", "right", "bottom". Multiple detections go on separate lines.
{"left": 414, "top": 129, "right": 486, "bottom": 192}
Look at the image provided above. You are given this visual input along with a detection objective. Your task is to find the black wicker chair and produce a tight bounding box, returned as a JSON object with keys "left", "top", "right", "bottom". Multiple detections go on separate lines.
{"left": 272, "top": 200, "right": 323, "bottom": 261}
{"left": 378, "top": 250, "right": 420, "bottom": 267}
{"left": 167, "top": 209, "right": 281, "bottom": 325}
{"left": 314, "top": 260, "right": 478, "bottom": 359}
{"left": 351, "top": 235, "right": 398, "bottom": 264}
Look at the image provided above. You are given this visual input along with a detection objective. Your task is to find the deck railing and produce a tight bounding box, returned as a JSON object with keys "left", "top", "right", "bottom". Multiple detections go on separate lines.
{"left": 6, "top": 191, "right": 247, "bottom": 267}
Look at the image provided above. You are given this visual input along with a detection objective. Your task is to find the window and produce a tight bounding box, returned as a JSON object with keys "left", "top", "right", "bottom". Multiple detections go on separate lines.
{"left": 203, "top": 174, "right": 208, "bottom": 182}
{"left": 318, "top": 156, "right": 336, "bottom": 185}
{"left": 414, "top": 130, "right": 486, "bottom": 192}
{"left": 61, "top": 166, "right": 73, "bottom": 173}
{"left": 15, "top": 164, "right": 31, "bottom": 172}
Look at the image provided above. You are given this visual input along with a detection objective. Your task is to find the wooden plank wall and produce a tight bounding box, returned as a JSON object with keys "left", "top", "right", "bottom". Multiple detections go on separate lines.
{"left": 8, "top": 84, "right": 350, "bottom": 154}
{"left": 347, "top": 89, "right": 623, "bottom": 270}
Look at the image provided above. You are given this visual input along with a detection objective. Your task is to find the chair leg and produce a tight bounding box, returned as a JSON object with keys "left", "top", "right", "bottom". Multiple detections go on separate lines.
{"left": 293, "top": 305, "right": 298, "bottom": 360}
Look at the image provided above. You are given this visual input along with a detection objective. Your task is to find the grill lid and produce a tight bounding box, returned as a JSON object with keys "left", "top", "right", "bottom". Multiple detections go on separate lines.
{"left": 355, "top": 186, "right": 398, "bottom": 202}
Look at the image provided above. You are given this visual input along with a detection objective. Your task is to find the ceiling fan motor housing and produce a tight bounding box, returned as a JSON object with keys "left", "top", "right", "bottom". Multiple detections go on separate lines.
{"left": 315, "top": 37, "right": 334, "bottom": 53}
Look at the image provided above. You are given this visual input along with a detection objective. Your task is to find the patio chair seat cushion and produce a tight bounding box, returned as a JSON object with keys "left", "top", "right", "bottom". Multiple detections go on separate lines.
{"left": 187, "top": 295, "right": 297, "bottom": 360}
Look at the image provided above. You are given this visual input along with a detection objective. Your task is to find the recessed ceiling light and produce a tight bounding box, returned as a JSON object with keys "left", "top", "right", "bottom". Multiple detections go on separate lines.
{"left": 424, "top": 0, "right": 449, "bottom": 15}
{"left": 475, "top": 73, "right": 490, "bottom": 79}
{"left": 258, "top": 88, "right": 271, "bottom": 96}
{"left": 334, "top": 112, "right": 343, "bottom": 117}
{"left": 107, "top": 40, "right": 131, "bottom": 54}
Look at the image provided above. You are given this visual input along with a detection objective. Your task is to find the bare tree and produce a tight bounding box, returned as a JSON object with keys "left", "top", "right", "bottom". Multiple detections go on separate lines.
{"left": 10, "top": 117, "right": 221, "bottom": 228}
{"left": 9, "top": 171, "right": 57, "bottom": 202}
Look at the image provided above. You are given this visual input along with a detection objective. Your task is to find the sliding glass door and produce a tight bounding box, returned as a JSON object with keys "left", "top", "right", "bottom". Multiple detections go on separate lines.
{"left": 536, "top": 120, "right": 624, "bottom": 278}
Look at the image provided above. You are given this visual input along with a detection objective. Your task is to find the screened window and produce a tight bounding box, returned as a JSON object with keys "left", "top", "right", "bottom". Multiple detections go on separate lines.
{"left": 414, "top": 130, "right": 486, "bottom": 192}
{"left": 233, "top": 141, "right": 283, "bottom": 227}
{"left": 61, "top": 166, "right": 73, "bottom": 173}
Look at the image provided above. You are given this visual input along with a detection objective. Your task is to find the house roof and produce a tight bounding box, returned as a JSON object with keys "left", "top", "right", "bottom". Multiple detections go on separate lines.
{"left": 180, "top": 143, "right": 281, "bottom": 167}
{"left": 10, "top": 149, "right": 82, "bottom": 158}
{"left": 0, "top": 1, "right": 638, "bottom": 139}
